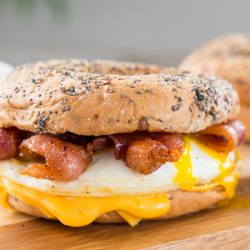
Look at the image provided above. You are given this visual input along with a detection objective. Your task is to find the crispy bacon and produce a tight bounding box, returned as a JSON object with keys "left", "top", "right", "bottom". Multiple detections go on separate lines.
{"left": 0, "top": 119, "right": 243, "bottom": 180}
{"left": 148, "top": 133, "right": 185, "bottom": 162}
{"left": 20, "top": 135, "right": 92, "bottom": 181}
{"left": 87, "top": 136, "right": 112, "bottom": 152}
{"left": 0, "top": 127, "right": 21, "bottom": 160}
{"left": 110, "top": 133, "right": 145, "bottom": 159}
{"left": 197, "top": 120, "right": 245, "bottom": 153}
{"left": 111, "top": 133, "right": 184, "bottom": 174}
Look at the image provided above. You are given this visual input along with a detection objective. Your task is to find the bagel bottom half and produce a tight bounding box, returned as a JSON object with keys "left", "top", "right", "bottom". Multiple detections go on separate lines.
{"left": 8, "top": 187, "right": 226, "bottom": 224}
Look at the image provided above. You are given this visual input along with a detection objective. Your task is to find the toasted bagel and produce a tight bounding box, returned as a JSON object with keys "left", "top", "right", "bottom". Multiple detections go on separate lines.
{"left": 0, "top": 59, "right": 239, "bottom": 136}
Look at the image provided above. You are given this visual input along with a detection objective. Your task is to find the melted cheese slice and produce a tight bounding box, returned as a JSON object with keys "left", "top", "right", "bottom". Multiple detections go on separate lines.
{"left": 0, "top": 137, "right": 239, "bottom": 227}
{"left": 0, "top": 179, "right": 169, "bottom": 226}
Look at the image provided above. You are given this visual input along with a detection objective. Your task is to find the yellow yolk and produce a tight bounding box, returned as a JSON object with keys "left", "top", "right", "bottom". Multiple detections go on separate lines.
{"left": 0, "top": 136, "right": 239, "bottom": 227}
{"left": 174, "top": 137, "right": 239, "bottom": 198}
{"left": 189, "top": 138, "right": 239, "bottom": 198}
{"left": 174, "top": 137, "right": 197, "bottom": 190}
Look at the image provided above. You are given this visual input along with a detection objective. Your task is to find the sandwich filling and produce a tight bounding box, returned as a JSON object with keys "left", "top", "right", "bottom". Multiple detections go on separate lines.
{"left": 0, "top": 120, "right": 245, "bottom": 226}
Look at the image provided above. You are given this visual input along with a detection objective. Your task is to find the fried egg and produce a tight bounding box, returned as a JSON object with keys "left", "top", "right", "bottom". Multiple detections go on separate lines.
{"left": 0, "top": 137, "right": 236, "bottom": 197}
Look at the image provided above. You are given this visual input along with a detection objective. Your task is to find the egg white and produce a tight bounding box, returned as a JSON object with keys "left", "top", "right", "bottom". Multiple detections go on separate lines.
{"left": 0, "top": 140, "right": 235, "bottom": 197}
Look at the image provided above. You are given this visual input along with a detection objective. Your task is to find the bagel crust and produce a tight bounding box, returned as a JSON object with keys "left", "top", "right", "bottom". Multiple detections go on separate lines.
{"left": 0, "top": 59, "right": 239, "bottom": 136}
{"left": 8, "top": 188, "right": 226, "bottom": 224}
{"left": 179, "top": 34, "right": 250, "bottom": 140}
{"left": 180, "top": 34, "right": 250, "bottom": 106}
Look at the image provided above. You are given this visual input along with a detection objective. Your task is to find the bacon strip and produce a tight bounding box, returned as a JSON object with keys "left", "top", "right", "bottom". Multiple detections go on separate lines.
{"left": 111, "top": 133, "right": 184, "bottom": 174}
{"left": 197, "top": 120, "right": 245, "bottom": 153}
{"left": 0, "top": 120, "right": 243, "bottom": 180}
{"left": 110, "top": 133, "right": 145, "bottom": 159}
{"left": 87, "top": 136, "right": 112, "bottom": 152}
{"left": 20, "top": 135, "right": 92, "bottom": 181}
{"left": 0, "top": 127, "right": 21, "bottom": 160}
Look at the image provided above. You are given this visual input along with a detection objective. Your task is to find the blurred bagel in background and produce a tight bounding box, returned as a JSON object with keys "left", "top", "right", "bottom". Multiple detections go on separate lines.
{"left": 179, "top": 34, "right": 250, "bottom": 141}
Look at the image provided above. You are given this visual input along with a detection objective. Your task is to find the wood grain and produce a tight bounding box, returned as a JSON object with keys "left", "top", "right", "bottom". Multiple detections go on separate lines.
{"left": 0, "top": 144, "right": 249, "bottom": 250}
{"left": 0, "top": 207, "right": 33, "bottom": 226}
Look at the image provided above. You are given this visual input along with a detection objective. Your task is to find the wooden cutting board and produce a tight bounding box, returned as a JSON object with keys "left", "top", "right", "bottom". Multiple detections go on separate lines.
{"left": 0, "top": 145, "right": 250, "bottom": 250}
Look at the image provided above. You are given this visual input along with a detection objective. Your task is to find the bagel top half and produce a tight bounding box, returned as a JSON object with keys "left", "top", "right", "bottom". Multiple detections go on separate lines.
{"left": 0, "top": 59, "right": 239, "bottom": 136}
{"left": 179, "top": 34, "right": 250, "bottom": 106}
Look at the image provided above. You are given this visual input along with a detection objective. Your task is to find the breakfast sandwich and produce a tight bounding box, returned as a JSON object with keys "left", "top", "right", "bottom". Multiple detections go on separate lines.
{"left": 180, "top": 34, "right": 250, "bottom": 141}
{"left": 0, "top": 59, "right": 245, "bottom": 226}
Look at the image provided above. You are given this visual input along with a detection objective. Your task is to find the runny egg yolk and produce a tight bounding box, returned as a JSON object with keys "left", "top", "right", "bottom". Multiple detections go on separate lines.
{"left": 188, "top": 137, "right": 238, "bottom": 198}
{"left": 0, "top": 137, "right": 239, "bottom": 227}
{"left": 174, "top": 137, "right": 197, "bottom": 190}
{"left": 174, "top": 137, "right": 239, "bottom": 198}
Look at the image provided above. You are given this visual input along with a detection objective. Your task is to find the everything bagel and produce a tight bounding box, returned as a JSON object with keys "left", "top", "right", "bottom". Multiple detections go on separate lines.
{"left": 0, "top": 59, "right": 239, "bottom": 135}
{"left": 0, "top": 59, "right": 244, "bottom": 227}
